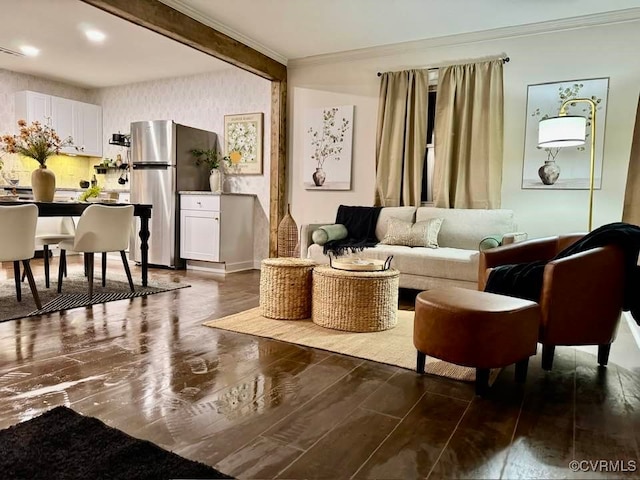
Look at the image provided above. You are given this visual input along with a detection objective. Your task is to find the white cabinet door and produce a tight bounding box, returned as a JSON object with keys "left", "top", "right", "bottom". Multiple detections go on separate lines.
{"left": 72, "top": 102, "right": 103, "bottom": 157}
{"left": 29, "top": 92, "right": 51, "bottom": 125}
{"left": 51, "top": 96, "right": 75, "bottom": 154}
{"left": 180, "top": 210, "right": 220, "bottom": 261}
{"left": 78, "top": 102, "right": 102, "bottom": 157}
{"left": 15, "top": 91, "right": 51, "bottom": 127}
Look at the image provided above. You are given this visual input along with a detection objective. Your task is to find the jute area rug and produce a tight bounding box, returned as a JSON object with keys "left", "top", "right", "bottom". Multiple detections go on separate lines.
{"left": 0, "top": 273, "right": 189, "bottom": 323}
{"left": 204, "top": 307, "right": 493, "bottom": 382}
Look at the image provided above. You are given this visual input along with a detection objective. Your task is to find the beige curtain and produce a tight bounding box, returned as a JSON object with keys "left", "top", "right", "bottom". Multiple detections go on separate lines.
{"left": 433, "top": 60, "right": 504, "bottom": 208}
{"left": 623, "top": 95, "right": 640, "bottom": 226}
{"left": 375, "top": 70, "right": 429, "bottom": 206}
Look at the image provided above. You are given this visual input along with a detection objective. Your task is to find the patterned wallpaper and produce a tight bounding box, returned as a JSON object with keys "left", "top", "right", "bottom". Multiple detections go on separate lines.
{"left": 91, "top": 68, "right": 272, "bottom": 262}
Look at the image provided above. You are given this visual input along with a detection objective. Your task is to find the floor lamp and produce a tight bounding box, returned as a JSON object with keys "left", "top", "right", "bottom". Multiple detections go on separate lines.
{"left": 538, "top": 98, "right": 597, "bottom": 231}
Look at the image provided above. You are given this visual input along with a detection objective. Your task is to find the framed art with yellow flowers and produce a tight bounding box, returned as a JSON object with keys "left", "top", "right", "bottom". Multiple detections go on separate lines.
{"left": 223, "top": 112, "right": 263, "bottom": 175}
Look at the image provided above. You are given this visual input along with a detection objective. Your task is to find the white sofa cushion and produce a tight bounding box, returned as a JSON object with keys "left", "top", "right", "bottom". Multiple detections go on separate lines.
{"left": 365, "top": 245, "right": 480, "bottom": 282}
{"left": 416, "top": 207, "right": 516, "bottom": 250}
{"left": 307, "top": 243, "right": 479, "bottom": 283}
{"left": 375, "top": 207, "right": 416, "bottom": 242}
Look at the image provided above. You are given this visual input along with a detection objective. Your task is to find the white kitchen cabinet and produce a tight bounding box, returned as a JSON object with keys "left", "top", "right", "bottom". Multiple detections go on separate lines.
{"left": 50, "top": 96, "right": 74, "bottom": 154}
{"left": 15, "top": 91, "right": 50, "bottom": 126}
{"left": 74, "top": 102, "right": 103, "bottom": 157}
{"left": 180, "top": 193, "right": 254, "bottom": 273}
{"left": 15, "top": 91, "right": 102, "bottom": 157}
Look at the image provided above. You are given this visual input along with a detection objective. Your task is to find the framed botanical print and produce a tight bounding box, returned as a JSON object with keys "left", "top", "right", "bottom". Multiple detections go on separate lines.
{"left": 223, "top": 112, "right": 263, "bottom": 175}
{"left": 522, "top": 78, "right": 609, "bottom": 189}
{"left": 303, "top": 105, "right": 354, "bottom": 190}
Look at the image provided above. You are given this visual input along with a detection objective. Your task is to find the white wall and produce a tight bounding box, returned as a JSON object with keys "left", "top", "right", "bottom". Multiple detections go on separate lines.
{"left": 92, "top": 68, "right": 272, "bottom": 262}
{"left": 288, "top": 19, "right": 640, "bottom": 238}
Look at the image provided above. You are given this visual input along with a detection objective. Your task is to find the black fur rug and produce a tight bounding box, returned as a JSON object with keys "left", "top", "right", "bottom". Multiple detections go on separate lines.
{"left": 0, "top": 406, "right": 231, "bottom": 479}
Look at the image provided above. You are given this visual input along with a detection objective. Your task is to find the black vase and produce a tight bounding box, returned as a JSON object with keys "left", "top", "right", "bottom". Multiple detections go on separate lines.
{"left": 312, "top": 167, "right": 326, "bottom": 187}
{"left": 538, "top": 160, "right": 560, "bottom": 185}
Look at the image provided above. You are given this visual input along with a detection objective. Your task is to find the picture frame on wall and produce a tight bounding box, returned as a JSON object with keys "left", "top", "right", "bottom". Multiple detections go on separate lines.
{"left": 223, "top": 112, "right": 263, "bottom": 175}
{"left": 522, "top": 77, "right": 609, "bottom": 189}
{"left": 303, "top": 105, "right": 354, "bottom": 190}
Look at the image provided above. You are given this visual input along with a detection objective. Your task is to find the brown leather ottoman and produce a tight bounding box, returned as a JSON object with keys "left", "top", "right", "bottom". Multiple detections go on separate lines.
{"left": 414, "top": 287, "right": 540, "bottom": 395}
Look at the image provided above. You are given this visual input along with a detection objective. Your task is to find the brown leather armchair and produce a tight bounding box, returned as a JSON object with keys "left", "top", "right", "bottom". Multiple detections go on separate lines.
{"left": 479, "top": 234, "right": 626, "bottom": 370}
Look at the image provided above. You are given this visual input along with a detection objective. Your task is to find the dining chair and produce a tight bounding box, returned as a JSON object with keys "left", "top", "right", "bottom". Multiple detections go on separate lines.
{"left": 57, "top": 204, "right": 135, "bottom": 299}
{"left": 0, "top": 204, "right": 42, "bottom": 309}
{"left": 22, "top": 217, "right": 76, "bottom": 288}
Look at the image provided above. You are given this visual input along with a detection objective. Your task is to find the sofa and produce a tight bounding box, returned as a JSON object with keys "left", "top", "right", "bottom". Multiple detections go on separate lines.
{"left": 300, "top": 207, "right": 526, "bottom": 291}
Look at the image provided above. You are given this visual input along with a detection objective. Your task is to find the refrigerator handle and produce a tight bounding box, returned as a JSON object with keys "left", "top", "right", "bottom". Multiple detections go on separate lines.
{"left": 132, "top": 163, "right": 171, "bottom": 170}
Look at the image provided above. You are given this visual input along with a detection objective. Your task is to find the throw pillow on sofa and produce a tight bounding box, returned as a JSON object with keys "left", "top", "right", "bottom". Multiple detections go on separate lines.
{"left": 479, "top": 235, "right": 503, "bottom": 251}
{"left": 380, "top": 217, "right": 443, "bottom": 248}
{"left": 312, "top": 224, "right": 348, "bottom": 246}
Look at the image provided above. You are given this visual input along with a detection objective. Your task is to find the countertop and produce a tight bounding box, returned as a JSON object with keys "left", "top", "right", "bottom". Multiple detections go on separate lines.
{"left": 1, "top": 185, "right": 129, "bottom": 194}
{"left": 179, "top": 191, "right": 256, "bottom": 197}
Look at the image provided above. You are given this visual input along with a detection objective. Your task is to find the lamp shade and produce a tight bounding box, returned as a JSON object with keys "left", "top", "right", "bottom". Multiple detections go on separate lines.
{"left": 538, "top": 115, "right": 587, "bottom": 148}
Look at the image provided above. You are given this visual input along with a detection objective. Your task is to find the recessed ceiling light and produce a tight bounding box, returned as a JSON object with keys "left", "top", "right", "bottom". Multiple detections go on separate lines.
{"left": 19, "top": 45, "right": 40, "bottom": 57}
{"left": 85, "top": 29, "right": 106, "bottom": 43}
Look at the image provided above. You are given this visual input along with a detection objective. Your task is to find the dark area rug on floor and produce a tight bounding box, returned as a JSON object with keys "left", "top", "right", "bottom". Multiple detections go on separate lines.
{"left": 0, "top": 406, "right": 232, "bottom": 480}
{"left": 0, "top": 274, "right": 190, "bottom": 323}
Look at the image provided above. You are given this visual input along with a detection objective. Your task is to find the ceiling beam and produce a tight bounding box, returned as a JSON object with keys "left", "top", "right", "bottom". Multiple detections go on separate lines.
{"left": 80, "top": 0, "right": 286, "bottom": 81}
{"left": 81, "top": 0, "right": 288, "bottom": 257}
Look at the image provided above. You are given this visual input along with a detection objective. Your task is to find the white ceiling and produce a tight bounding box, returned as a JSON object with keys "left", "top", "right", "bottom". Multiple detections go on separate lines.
{"left": 169, "top": 0, "right": 640, "bottom": 60}
{"left": 0, "top": 0, "right": 231, "bottom": 89}
{"left": 1, "top": 0, "right": 640, "bottom": 89}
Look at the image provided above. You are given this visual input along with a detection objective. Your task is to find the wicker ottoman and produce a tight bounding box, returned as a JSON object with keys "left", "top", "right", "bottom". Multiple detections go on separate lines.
{"left": 312, "top": 266, "right": 400, "bottom": 332}
{"left": 260, "top": 258, "right": 316, "bottom": 319}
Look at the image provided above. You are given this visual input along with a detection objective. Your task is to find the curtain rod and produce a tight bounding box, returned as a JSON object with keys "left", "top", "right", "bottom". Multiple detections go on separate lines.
{"left": 376, "top": 56, "right": 510, "bottom": 77}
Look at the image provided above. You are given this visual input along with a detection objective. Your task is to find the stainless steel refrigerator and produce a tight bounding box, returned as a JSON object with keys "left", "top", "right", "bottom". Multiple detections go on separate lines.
{"left": 129, "top": 120, "right": 216, "bottom": 268}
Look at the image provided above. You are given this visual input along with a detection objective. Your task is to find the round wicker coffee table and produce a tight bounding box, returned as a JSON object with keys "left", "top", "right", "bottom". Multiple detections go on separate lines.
{"left": 260, "top": 258, "right": 317, "bottom": 320}
{"left": 312, "top": 266, "right": 400, "bottom": 332}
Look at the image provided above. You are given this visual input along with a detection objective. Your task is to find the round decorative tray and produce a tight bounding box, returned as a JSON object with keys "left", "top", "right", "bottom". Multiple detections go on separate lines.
{"left": 329, "top": 255, "right": 393, "bottom": 272}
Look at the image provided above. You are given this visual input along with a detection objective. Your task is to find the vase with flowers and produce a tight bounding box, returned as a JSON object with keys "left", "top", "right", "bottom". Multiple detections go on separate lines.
{"left": 1, "top": 119, "right": 72, "bottom": 201}
{"left": 190, "top": 148, "right": 231, "bottom": 193}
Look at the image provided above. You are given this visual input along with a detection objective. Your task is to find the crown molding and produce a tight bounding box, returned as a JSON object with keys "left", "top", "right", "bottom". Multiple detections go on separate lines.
{"left": 289, "top": 8, "right": 640, "bottom": 68}
{"left": 158, "top": 0, "right": 288, "bottom": 66}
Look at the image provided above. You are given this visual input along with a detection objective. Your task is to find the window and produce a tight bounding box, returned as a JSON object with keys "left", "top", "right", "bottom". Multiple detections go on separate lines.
{"left": 421, "top": 88, "right": 437, "bottom": 204}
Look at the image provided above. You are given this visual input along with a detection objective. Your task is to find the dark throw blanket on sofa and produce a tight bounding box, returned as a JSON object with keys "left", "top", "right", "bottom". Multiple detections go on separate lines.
{"left": 484, "top": 222, "right": 640, "bottom": 323}
{"left": 324, "top": 205, "right": 383, "bottom": 255}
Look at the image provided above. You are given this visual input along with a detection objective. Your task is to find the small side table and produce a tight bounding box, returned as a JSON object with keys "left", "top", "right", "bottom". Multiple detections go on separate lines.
{"left": 260, "top": 258, "right": 316, "bottom": 319}
{"left": 312, "top": 266, "right": 400, "bottom": 332}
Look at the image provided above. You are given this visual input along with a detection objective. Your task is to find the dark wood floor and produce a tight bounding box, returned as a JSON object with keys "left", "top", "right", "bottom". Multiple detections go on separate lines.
{"left": 1, "top": 257, "right": 639, "bottom": 479}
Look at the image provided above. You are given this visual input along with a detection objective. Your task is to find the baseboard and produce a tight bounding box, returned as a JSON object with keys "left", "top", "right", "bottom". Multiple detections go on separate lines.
{"left": 624, "top": 312, "right": 640, "bottom": 350}
{"left": 185, "top": 259, "right": 256, "bottom": 274}
{"left": 186, "top": 260, "right": 226, "bottom": 274}
{"left": 225, "top": 260, "right": 255, "bottom": 273}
